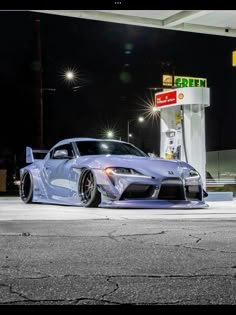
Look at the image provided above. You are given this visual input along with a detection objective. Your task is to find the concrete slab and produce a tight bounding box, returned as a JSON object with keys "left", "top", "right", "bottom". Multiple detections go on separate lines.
{"left": 0, "top": 196, "right": 236, "bottom": 221}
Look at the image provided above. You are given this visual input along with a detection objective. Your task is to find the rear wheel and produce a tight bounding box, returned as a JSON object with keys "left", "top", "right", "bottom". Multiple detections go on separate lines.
{"left": 80, "top": 169, "right": 101, "bottom": 207}
{"left": 20, "top": 171, "right": 33, "bottom": 203}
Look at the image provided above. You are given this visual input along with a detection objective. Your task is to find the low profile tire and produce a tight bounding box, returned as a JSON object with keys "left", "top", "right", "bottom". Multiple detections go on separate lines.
{"left": 79, "top": 169, "right": 101, "bottom": 207}
{"left": 20, "top": 171, "right": 33, "bottom": 203}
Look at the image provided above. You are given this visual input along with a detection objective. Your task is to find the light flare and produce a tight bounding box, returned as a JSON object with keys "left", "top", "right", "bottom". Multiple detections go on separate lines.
{"left": 136, "top": 92, "right": 160, "bottom": 124}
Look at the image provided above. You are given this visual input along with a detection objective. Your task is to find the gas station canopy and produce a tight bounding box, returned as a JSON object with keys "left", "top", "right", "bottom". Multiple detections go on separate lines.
{"left": 31, "top": 10, "right": 236, "bottom": 38}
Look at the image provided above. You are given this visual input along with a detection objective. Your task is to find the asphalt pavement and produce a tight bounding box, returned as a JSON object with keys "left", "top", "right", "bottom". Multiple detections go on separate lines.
{"left": 0, "top": 197, "right": 236, "bottom": 305}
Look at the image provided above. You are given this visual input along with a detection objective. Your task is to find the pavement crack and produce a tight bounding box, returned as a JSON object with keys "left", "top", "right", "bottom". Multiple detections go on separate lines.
{"left": 104, "top": 273, "right": 236, "bottom": 279}
{"left": 101, "top": 276, "right": 119, "bottom": 298}
{"left": 3, "top": 273, "right": 235, "bottom": 281}
{"left": 152, "top": 243, "right": 236, "bottom": 254}
{"left": 73, "top": 297, "right": 121, "bottom": 305}
{"left": 174, "top": 244, "right": 236, "bottom": 254}
{"left": 0, "top": 282, "right": 121, "bottom": 305}
{"left": 107, "top": 230, "right": 119, "bottom": 242}
{"left": 9, "top": 286, "right": 32, "bottom": 301}
{"left": 0, "top": 283, "right": 31, "bottom": 302}
{"left": 106, "top": 231, "right": 167, "bottom": 238}
{"left": 0, "top": 231, "right": 167, "bottom": 239}
{"left": 189, "top": 234, "right": 202, "bottom": 243}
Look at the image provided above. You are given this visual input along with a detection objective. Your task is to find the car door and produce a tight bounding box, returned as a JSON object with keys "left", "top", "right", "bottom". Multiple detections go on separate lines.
{"left": 41, "top": 143, "right": 75, "bottom": 201}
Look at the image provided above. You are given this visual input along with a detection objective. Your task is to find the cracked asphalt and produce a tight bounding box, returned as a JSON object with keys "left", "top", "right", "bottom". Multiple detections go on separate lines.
{"left": 0, "top": 197, "right": 236, "bottom": 305}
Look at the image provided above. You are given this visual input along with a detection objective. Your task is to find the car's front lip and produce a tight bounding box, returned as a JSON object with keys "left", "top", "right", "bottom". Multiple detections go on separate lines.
{"left": 99, "top": 199, "right": 209, "bottom": 209}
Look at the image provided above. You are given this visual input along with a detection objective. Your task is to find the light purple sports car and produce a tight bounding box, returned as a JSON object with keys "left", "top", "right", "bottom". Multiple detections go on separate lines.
{"left": 20, "top": 137, "right": 208, "bottom": 208}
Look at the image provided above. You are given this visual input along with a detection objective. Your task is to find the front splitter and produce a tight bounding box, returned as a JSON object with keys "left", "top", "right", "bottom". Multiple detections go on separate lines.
{"left": 99, "top": 199, "right": 209, "bottom": 209}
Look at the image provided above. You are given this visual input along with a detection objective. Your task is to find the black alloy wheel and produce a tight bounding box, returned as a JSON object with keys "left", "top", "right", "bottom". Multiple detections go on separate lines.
{"left": 80, "top": 169, "right": 101, "bottom": 207}
{"left": 20, "top": 171, "right": 33, "bottom": 203}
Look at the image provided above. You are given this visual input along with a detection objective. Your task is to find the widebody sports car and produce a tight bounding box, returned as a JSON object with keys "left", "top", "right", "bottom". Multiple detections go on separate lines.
{"left": 20, "top": 137, "right": 208, "bottom": 208}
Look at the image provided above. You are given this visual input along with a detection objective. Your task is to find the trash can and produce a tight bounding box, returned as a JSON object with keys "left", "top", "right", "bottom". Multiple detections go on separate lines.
{"left": 0, "top": 169, "right": 7, "bottom": 192}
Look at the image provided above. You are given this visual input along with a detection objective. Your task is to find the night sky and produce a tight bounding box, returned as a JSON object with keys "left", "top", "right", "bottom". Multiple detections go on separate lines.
{"left": 1, "top": 10, "right": 236, "bottom": 170}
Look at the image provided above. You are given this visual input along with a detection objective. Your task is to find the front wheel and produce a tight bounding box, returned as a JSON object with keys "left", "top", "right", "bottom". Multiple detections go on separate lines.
{"left": 20, "top": 171, "right": 33, "bottom": 203}
{"left": 79, "top": 169, "right": 101, "bottom": 207}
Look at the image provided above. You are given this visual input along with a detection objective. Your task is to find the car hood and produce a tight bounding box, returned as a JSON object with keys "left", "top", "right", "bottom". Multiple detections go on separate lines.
{"left": 78, "top": 155, "right": 188, "bottom": 178}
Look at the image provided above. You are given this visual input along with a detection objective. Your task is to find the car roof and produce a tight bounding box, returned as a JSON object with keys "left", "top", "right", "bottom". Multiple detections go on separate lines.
{"left": 54, "top": 137, "right": 125, "bottom": 147}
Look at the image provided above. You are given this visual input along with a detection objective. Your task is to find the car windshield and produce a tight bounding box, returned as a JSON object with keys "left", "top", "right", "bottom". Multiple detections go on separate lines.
{"left": 75, "top": 141, "right": 147, "bottom": 157}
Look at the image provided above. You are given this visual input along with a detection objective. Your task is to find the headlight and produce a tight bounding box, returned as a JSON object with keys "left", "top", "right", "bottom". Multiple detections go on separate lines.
{"left": 105, "top": 167, "right": 152, "bottom": 179}
{"left": 183, "top": 168, "right": 201, "bottom": 185}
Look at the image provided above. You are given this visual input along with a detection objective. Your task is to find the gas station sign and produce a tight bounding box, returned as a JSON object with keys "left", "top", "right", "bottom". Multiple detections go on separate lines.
{"left": 174, "top": 76, "right": 207, "bottom": 88}
{"left": 155, "top": 90, "right": 177, "bottom": 107}
{"left": 155, "top": 87, "right": 210, "bottom": 109}
{"left": 162, "top": 75, "right": 173, "bottom": 87}
{"left": 162, "top": 75, "right": 207, "bottom": 88}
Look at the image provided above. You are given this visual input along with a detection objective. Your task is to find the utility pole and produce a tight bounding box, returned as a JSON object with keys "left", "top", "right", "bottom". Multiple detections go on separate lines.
{"left": 35, "top": 18, "right": 44, "bottom": 148}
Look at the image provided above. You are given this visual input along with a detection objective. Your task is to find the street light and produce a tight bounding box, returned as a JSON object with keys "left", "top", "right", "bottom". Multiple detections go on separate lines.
{"left": 127, "top": 116, "right": 144, "bottom": 142}
{"left": 62, "top": 69, "right": 87, "bottom": 92}
{"left": 60, "top": 67, "right": 80, "bottom": 88}
{"left": 99, "top": 123, "right": 121, "bottom": 140}
{"left": 137, "top": 91, "right": 160, "bottom": 123}
{"left": 106, "top": 130, "right": 114, "bottom": 138}
{"left": 65, "top": 71, "right": 75, "bottom": 80}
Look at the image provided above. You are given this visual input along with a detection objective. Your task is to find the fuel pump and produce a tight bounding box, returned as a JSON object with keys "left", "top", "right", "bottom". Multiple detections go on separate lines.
{"left": 155, "top": 87, "right": 210, "bottom": 188}
{"left": 164, "top": 129, "right": 178, "bottom": 159}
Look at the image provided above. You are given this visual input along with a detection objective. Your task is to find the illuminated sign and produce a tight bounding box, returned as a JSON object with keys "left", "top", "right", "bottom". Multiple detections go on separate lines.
{"left": 162, "top": 75, "right": 173, "bottom": 87}
{"left": 174, "top": 76, "right": 207, "bottom": 88}
{"left": 155, "top": 90, "right": 177, "bottom": 107}
{"left": 155, "top": 87, "right": 210, "bottom": 109}
{"left": 162, "top": 74, "right": 207, "bottom": 88}
{"left": 178, "top": 93, "right": 184, "bottom": 100}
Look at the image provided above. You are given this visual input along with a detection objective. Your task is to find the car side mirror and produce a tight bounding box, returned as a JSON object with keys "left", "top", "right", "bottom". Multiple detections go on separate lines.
{"left": 53, "top": 149, "right": 70, "bottom": 159}
{"left": 148, "top": 152, "right": 157, "bottom": 158}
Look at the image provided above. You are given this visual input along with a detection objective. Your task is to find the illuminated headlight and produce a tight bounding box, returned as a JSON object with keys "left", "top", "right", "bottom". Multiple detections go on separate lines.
{"left": 183, "top": 169, "right": 201, "bottom": 185}
{"left": 105, "top": 167, "right": 152, "bottom": 179}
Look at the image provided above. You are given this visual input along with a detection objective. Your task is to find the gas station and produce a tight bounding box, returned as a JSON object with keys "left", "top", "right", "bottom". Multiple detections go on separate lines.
{"left": 28, "top": 10, "right": 236, "bottom": 201}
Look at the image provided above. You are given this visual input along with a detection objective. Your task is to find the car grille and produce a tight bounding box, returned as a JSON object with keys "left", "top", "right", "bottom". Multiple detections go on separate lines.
{"left": 158, "top": 178, "right": 185, "bottom": 200}
{"left": 121, "top": 184, "right": 156, "bottom": 199}
{"left": 120, "top": 178, "right": 202, "bottom": 201}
